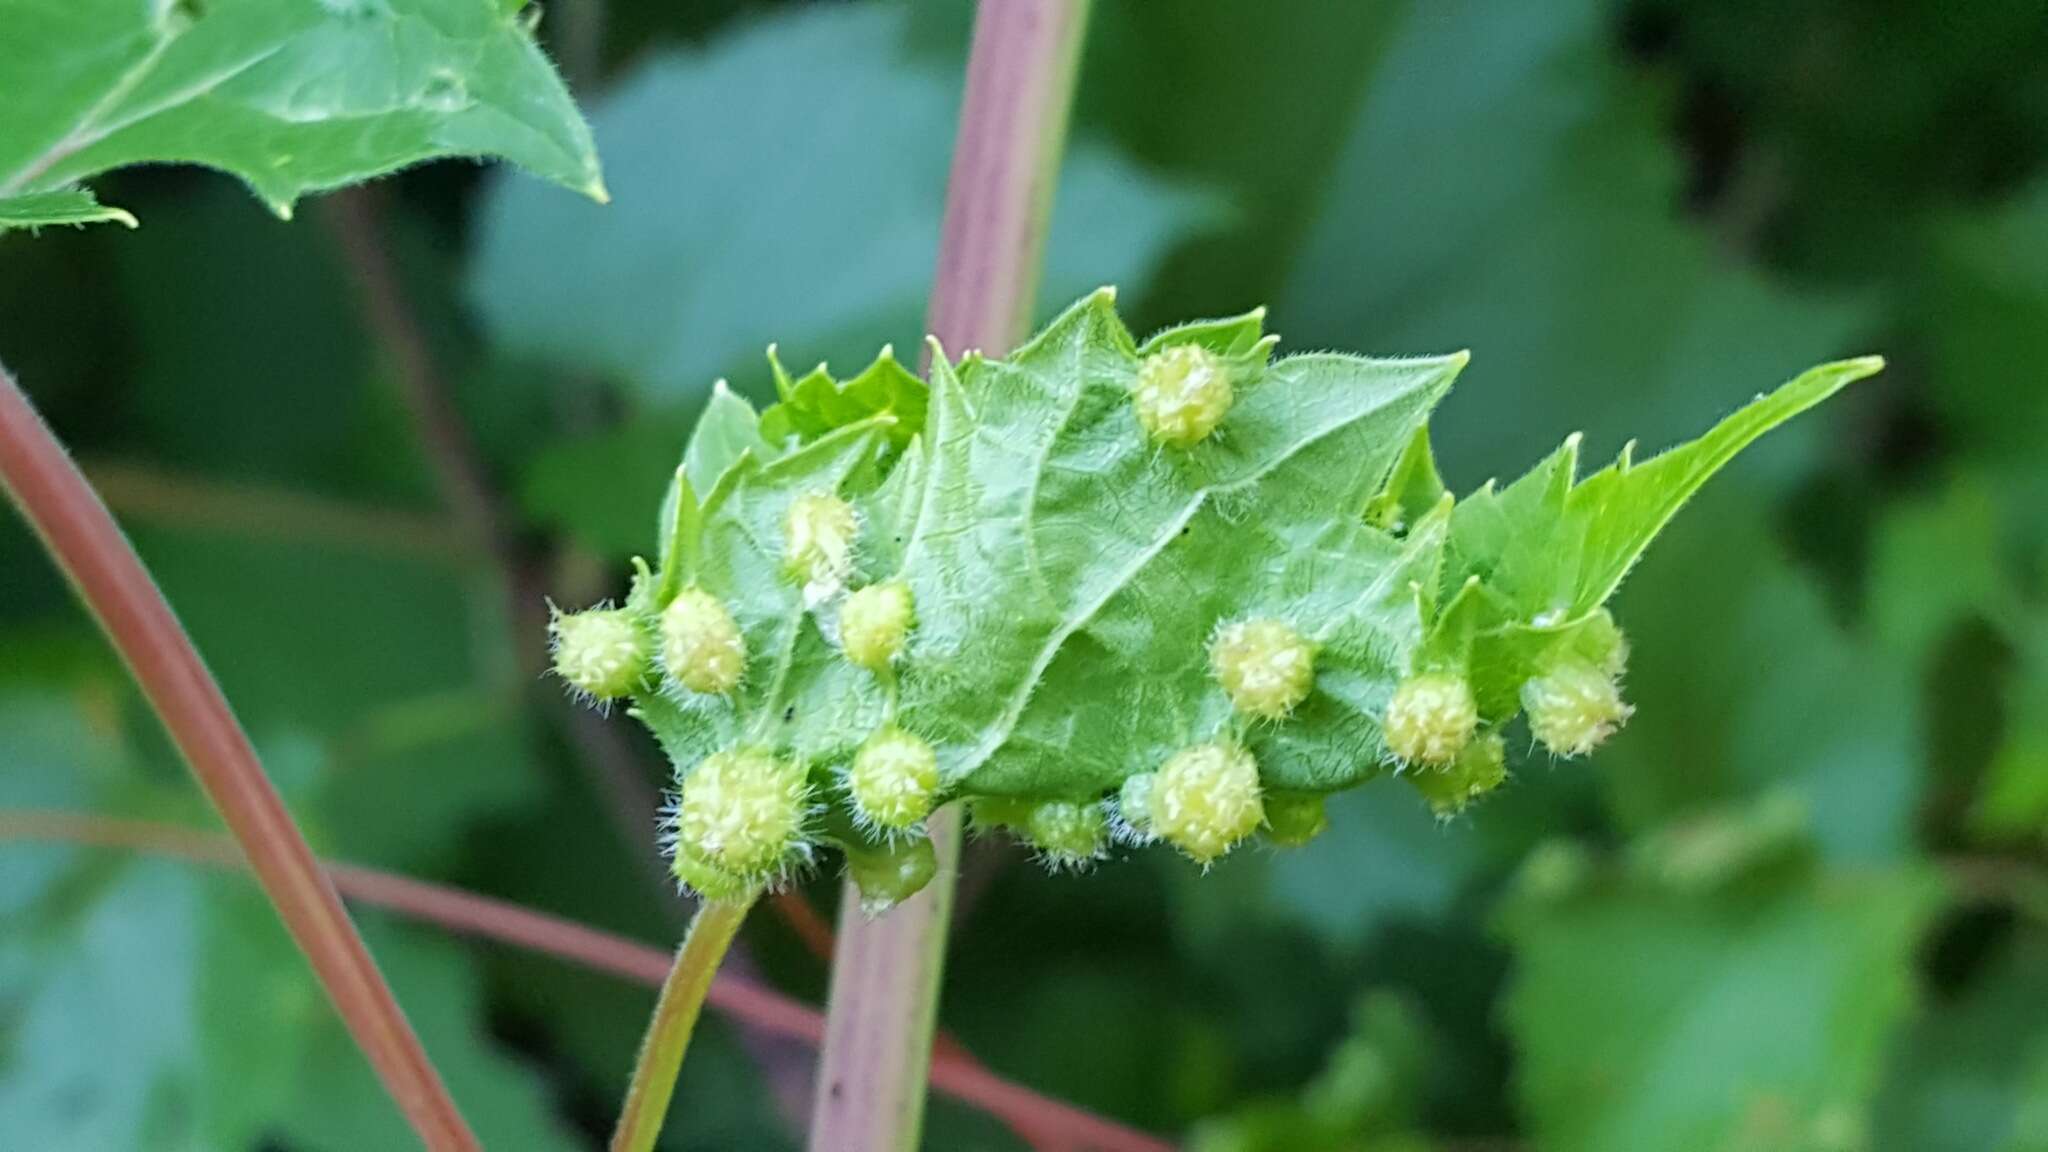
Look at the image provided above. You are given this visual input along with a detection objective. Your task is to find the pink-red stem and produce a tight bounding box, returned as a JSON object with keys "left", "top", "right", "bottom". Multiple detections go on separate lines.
{"left": 0, "top": 366, "right": 479, "bottom": 1150}
{"left": 810, "top": 2, "right": 1096, "bottom": 1149}
{"left": 0, "top": 809, "right": 1173, "bottom": 1152}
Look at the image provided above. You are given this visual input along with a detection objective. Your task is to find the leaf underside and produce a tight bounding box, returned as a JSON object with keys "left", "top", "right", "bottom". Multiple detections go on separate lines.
{"left": 0, "top": 187, "right": 138, "bottom": 232}
{"left": 626, "top": 290, "right": 1879, "bottom": 817}
{"left": 0, "top": 0, "right": 601, "bottom": 227}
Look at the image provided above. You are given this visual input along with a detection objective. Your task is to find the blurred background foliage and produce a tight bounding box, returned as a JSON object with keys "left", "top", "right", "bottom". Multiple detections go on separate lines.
{"left": 3, "top": 0, "right": 2046, "bottom": 1149}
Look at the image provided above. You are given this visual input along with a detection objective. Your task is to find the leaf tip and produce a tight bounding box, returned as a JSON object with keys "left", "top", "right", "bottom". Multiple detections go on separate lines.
{"left": 1449, "top": 348, "right": 1472, "bottom": 370}
{"left": 1089, "top": 284, "right": 1118, "bottom": 306}
{"left": 584, "top": 178, "right": 611, "bottom": 205}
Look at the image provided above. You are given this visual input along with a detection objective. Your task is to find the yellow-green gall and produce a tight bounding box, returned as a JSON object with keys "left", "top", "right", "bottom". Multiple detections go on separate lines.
{"left": 843, "top": 833, "right": 938, "bottom": 915}
{"left": 1023, "top": 799, "right": 1108, "bottom": 869}
{"left": 670, "top": 845, "right": 754, "bottom": 903}
{"left": 1384, "top": 671, "right": 1479, "bottom": 767}
{"left": 1261, "top": 790, "right": 1329, "bottom": 847}
{"left": 1578, "top": 609, "right": 1631, "bottom": 678}
{"left": 840, "top": 580, "right": 913, "bottom": 671}
{"left": 1522, "top": 659, "right": 1632, "bottom": 758}
{"left": 1211, "top": 617, "right": 1316, "bottom": 719}
{"left": 1133, "top": 343, "right": 1234, "bottom": 446}
{"left": 784, "top": 491, "right": 859, "bottom": 597}
{"left": 661, "top": 587, "right": 745, "bottom": 695}
{"left": 1150, "top": 742, "right": 1265, "bottom": 864}
{"left": 672, "top": 747, "right": 809, "bottom": 881}
{"left": 1408, "top": 732, "right": 1506, "bottom": 817}
{"left": 549, "top": 606, "right": 650, "bottom": 701}
{"left": 846, "top": 726, "right": 940, "bottom": 830}
{"left": 1115, "top": 773, "right": 1159, "bottom": 844}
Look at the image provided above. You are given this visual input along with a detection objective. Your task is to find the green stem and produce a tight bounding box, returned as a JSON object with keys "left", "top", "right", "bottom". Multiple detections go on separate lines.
{"left": 808, "top": 2, "right": 1094, "bottom": 1149}
{"left": 610, "top": 897, "right": 756, "bottom": 1152}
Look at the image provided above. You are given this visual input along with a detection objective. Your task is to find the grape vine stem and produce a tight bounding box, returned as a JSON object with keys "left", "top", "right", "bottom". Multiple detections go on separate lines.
{"left": 809, "top": 2, "right": 1096, "bottom": 1150}
{"left": 0, "top": 808, "right": 1175, "bottom": 1152}
{"left": 0, "top": 363, "right": 481, "bottom": 1151}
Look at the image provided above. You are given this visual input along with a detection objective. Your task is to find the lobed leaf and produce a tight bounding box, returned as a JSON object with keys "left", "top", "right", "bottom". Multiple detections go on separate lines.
{"left": 1419, "top": 356, "right": 1886, "bottom": 719}
{"left": 591, "top": 289, "right": 1877, "bottom": 895}
{"left": 0, "top": 187, "right": 137, "bottom": 232}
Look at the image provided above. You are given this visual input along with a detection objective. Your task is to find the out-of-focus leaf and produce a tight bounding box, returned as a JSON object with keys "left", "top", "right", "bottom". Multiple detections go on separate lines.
{"left": 1504, "top": 816, "right": 1940, "bottom": 1152}
{"left": 521, "top": 411, "right": 694, "bottom": 558}
{"left": 104, "top": 185, "right": 422, "bottom": 498}
{"left": 1280, "top": 0, "right": 1871, "bottom": 482}
{"left": 0, "top": 0, "right": 601, "bottom": 222}
{"left": 129, "top": 523, "right": 537, "bottom": 870}
{"left": 1601, "top": 503, "right": 1921, "bottom": 862}
{"left": 1187, "top": 992, "right": 1435, "bottom": 1152}
{"left": 1264, "top": 787, "right": 1486, "bottom": 949}
{"left": 1873, "top": 927, "right": 2048, "bottom": 1152}
{"left": 0, "top": 188, "right": 136, "bottom": 232}
{"left": 1973, "top": 618, "right": 2048, "bottom": 843}
{"left": 1869, "top": 477, "right": 2013, "bottom": 661}
{"left": 469, "top": 2, "right": 1221, "bottom": 406}
{"left": 0, "top": 692, "right": 578, "bottom": 1150}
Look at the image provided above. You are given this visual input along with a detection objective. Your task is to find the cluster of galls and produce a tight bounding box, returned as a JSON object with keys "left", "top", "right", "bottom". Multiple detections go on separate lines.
{"left": 1387, "top": 646, "right": 1632, "bottom": 819}
{"left": 546, "top": 342, "right": 1634, "bottom": 906}
{"left": 547, "top": 486, "right": 933, "bottom": 905}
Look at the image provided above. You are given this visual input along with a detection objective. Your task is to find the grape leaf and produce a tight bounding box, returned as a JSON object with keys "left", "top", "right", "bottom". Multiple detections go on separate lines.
{"left": 610, "top": 290, "right": 1871, "bottom": 902}
{"left": 0, "top": 0, "right": 601, "bottom": 223}
{"left": 759, "top": 344, "right": 929, "bottom": 458}
{"left": 1420, "top": 356, "right": 1885, "bottom": 720}
{"left": 0, "top": 187, "right": 137, "bottom": 232}
{"left": 632, "top": 292, "right": 1464, "bottom": 800}
{"left": 1504, "top": 814, "right": 1940, "bottom": 1152}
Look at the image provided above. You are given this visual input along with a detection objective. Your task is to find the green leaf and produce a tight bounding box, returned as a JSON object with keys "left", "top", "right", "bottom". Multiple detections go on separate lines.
{"left": 633, "top": 291, "right": 1463, "bottom": 802}
{"left": 759, "top": 344, "right": 929, "bottom": 457}
{"left": 1873, "top": 926, "right": 2048, "bottom": 1152}
{"left": 468, "top": 2, "right": 1222, "bottom": 406}
{"left": 612, "top": 287, "right": 1872, "bottom": 907}
{"left": 0, "top": 693, "right": 578, "bottom": 1151}
{"left": 0, "top": 0, "right": 601, "bottom": 222}
{"left": 1595, "top": 504, "right": 1922, "bottom": 863}
{"left": 0, "top": 187, "right": 137, "bottom": 232}
{"left": 1504, "top": 818, "right": 1940, "bottom": 1152}
{"left": 1443, "top": 356, "right": 1884, "bottom": 626}
{"left": 1424, "top": 357, "right": 1884, "bottom": 719}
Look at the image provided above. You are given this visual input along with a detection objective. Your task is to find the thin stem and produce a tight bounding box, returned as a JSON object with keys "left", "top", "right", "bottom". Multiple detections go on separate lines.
{"left": 611, "top": 899, "right": 757, "bottom": 1152}
{"left": 810, "top": 3, "right": 1094, "bottom": 1150}
{"left": 0, "top": 366, "right": 480, "bottom": 1151}
{"left": 0, "top": 810, "right": 1174, "bottom": 1152}
{"left": 82, "top": 458, "right": 477, "bottom": 565}
{"left": 324, "top": 188, "right": 502, "bottom": 550}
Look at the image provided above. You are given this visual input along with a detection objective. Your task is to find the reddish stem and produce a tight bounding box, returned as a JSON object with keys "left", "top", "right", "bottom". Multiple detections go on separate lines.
{"left": 812, "top": 2, "right": 1095, "bottom": 1149}
{"left": 0, "top": 367, "right": 479, "bottom": 1151}
{"left": 0, "top": 810, "right": 1174, "bottom": 1152}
